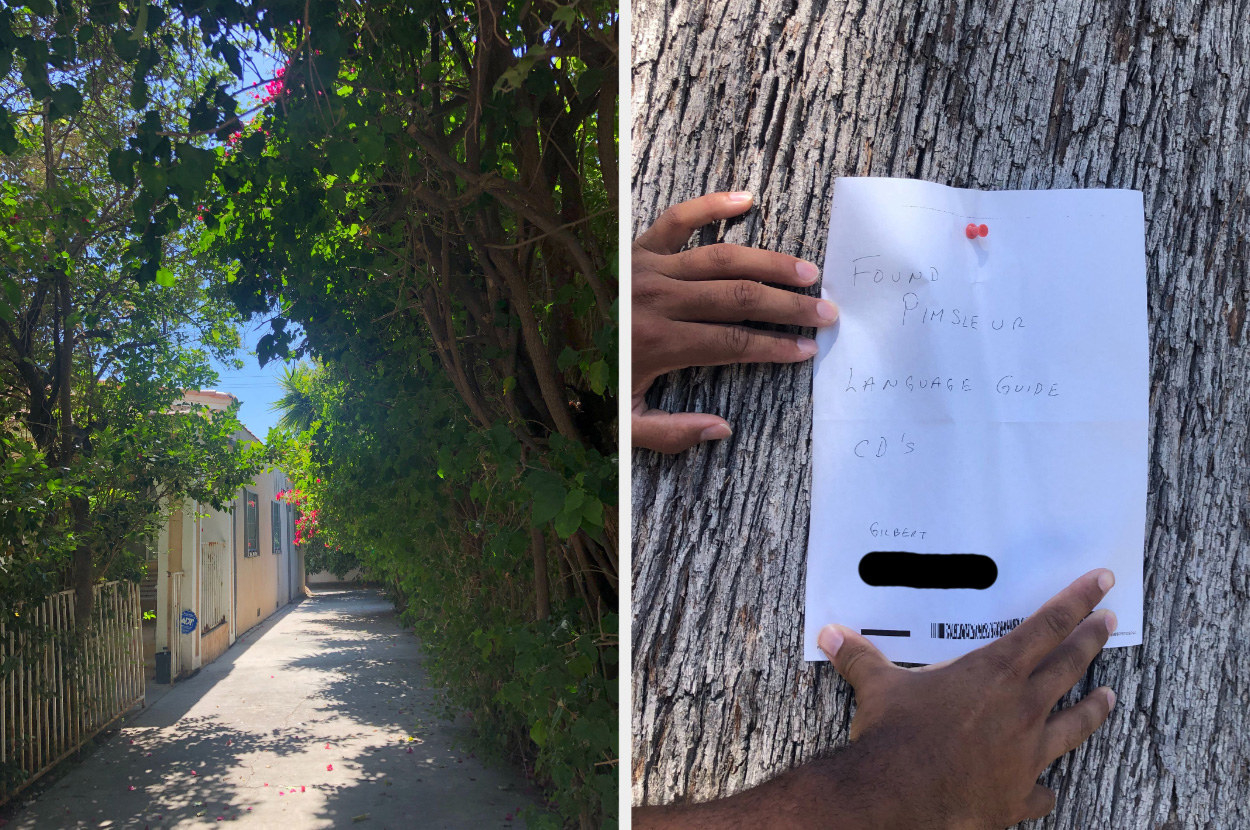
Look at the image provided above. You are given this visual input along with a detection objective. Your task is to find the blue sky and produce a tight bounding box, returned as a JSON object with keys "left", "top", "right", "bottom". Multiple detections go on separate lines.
{"left": 204, "top": 321, "right": 293, "bottom": 442}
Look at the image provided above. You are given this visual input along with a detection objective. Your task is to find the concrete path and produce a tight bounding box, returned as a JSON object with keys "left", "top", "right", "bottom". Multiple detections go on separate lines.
{"left": 6, "top": 589, "right": 542, "bottom": 829}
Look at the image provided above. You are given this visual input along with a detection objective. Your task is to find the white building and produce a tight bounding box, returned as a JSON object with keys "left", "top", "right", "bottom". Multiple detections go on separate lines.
{"left": 142, "top": 390, "right": 305, "bottom": 683}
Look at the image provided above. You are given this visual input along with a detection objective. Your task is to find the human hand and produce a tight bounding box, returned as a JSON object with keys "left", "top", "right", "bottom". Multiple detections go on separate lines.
{"left": 816, "top": 568, "right": 1118, "bottom": 829}
{"left": 633, "top": 569, "right": 1117, "bottom": 830}
{"left": 632, "top": 191, "right": 838, "bottom": 453}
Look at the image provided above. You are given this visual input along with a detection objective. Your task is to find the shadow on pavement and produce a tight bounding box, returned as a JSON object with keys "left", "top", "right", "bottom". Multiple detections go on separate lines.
{"left": 4, "top": 589, "right": 543, "bottom": 829}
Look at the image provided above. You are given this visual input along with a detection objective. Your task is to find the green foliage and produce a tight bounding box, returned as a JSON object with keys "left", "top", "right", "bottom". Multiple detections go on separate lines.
{"left": 0, "top": 0, "right": 315, "bottom": 280}
{"left": 0, "top": 1, "right": 262, "bottom": 620}
{"left": 221, "top": 7, "right": 620, "bottom": 821}
{"left": 271, "top": 354, "right": 616, "bottom": 828}
{"left": 301, "top": 540, "right": 360, "bottom": 580}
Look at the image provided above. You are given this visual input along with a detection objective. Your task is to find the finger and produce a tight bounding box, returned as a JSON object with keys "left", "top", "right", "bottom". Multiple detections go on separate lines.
{"left": 818, "top": 625, "right": 896, "bottom": 693}
{"left": 675, "top": 321, "right": 818, "bottom": 368}
{"left": 985, "top": 569, "right": 1114, "bottom": 677}
{"left": 665, "top": 243, "right": 821, "bottom": 287}
{"left": 1040, "top": 686, "right": 1115, "bottom": 763}
{"left": 1030, "top": 609, "right": 1116, "bottom": 703}
{"left": 671, "top": 280, "right": 838, "bottom": 329}
{"left": 636, "top": 191, "right": 756, "bottom": 255}
{"left": 1019, "top": 784, "right": 1057, "bottom": 821}
{"left": 632, "top": 408, "right": 732, "bottom": 454}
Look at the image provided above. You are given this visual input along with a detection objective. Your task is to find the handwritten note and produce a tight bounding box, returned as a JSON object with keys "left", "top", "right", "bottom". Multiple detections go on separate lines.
{"left": 804, "top": 178, "right": 1147, "bottom": 664}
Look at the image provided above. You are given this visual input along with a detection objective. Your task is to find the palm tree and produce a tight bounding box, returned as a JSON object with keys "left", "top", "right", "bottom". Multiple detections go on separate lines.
{"left": 270, "top": 364, "right": 318, "bottom": 433}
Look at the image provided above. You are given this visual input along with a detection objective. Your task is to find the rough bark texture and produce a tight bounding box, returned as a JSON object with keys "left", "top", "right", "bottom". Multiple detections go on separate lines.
{"left": 631, "top": 1, "right": 1250, "bottom": 827}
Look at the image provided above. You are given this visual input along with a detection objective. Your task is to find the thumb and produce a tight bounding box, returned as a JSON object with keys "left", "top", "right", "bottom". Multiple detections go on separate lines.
{"left": 818, "top": 624, "right": 894, "bottom": 691}
{"left": 632, "top": 409, "right": 732, "bottom": 454}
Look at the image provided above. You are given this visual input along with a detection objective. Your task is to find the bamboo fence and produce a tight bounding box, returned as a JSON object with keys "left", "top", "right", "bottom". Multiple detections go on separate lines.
{"left": 0, "top": 581, "right": 144, "bottom": 804}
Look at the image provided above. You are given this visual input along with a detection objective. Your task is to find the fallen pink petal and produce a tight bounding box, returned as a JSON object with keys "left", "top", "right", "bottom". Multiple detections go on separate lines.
{"left": 327, "top": 764, "right": 333, "bottom": 771}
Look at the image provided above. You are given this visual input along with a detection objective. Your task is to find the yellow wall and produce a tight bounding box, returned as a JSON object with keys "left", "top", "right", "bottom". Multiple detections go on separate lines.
{"left": 201, "top": 620, "right": 230, "bottom": 665}
{"left": 233, "top": 469, "right": 289, "bottom": 637}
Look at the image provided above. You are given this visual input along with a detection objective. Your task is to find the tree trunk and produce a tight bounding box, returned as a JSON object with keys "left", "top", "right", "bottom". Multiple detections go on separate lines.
{"left": 631, "top": 1, "right": 1250, "bottom": 827}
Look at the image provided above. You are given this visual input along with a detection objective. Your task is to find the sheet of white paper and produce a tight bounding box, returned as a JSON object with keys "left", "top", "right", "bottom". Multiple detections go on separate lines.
{"left": 803, "top": 178, "right": 1147, "bottom": 664}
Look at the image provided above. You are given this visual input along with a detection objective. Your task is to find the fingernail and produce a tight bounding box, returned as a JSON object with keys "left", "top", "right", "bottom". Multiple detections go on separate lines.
{"left": 1097, "top": 570, "right": 1115, "bottom": 593}
{"left": 797, "top": 337, "right": 818, "bottom": 357}
{"left": 700, "top": 424, "right": 732, "bottom": 442}
{"left": 818, "top": 625, "right": 844, "bottom": 660}
{"left": 1103, "top": 610, "right": 1118, "bottom": 635}
{"left": 816, "top": 300, "right": 839, "bottom": 322}
{"left": 726, "top": 191, "right": 753, "bottom": 203}
{"left": 795, "top": 261, "right": 820, "bottom": 284}
{"left": 1105, "top": 688, "right": 1117, "bottom": 709}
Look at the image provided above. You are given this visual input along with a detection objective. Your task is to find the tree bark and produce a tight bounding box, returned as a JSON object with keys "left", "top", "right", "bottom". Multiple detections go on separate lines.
{"left": 631, "top": 1, "right": 1250, "bottom": 827}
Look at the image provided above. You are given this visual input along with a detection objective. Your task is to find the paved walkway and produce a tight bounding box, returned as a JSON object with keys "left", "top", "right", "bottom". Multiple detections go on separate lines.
{"left": 7, "top": 589, "right": 541, "bottom": 829}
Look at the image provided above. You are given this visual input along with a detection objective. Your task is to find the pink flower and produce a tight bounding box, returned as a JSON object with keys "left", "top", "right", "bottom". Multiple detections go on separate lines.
{"left": 327, "top": 764, "right": 333, "bottom": 771}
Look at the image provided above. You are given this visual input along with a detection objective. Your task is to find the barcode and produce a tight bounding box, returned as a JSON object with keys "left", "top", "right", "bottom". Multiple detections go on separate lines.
{"left": 930, "top": 618, "right": 1024, "bottom": 640}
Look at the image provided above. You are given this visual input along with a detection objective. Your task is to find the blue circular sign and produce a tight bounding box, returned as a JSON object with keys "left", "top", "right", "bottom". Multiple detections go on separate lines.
{"left": 180, "top": 610, "right": 198, "bottom": 634}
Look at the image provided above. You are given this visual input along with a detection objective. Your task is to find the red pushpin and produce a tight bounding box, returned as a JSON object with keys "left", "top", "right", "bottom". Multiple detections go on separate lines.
{"left": 965, "top": 223, "right": 989, "bottom": 239}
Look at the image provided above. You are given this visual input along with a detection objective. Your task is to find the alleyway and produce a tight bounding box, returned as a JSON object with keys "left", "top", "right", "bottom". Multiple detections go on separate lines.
{"left": 6, "top": 589, "right": 540, "bottom": 829}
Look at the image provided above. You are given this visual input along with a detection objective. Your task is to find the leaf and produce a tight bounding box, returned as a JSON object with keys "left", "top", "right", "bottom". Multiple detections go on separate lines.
{"left": 585, "top": 360, "right": 609, "bottom": 395}
{"left": 48, "top": 84, "right": 83, "bottom": 119}
{"left": 0, "top": 274, "right": 20, "bottom": 308}
{"left": 525, "top": 470, "right": 565, "bottom": 526}
{"left": 155, "top": 268, "right": 176, "bottom": 287}
{"left": 567, "top": 653, "right": 594, "bottom": 678}
{"left": 557, "top": 347, "right": 580, "bottom": 372}
{"left": 129, "top": 77, "right": 148, "bottom": 110}
{"left": 0, "top": 109, "right": 18, "bottom": 155}
{"left": 110, "top": 28, "right": 139, "bottom": 62}
{"left": 172, "top": 144, "right": 216, "bottom": 194}
{"left": 529, "top": 720, "right": 547, "bottom": 748}
{"left": 107, "top": 147, "right": 138, "bottom": 186}
{"left": 553, "top": 489, "right": 586, "bottom": 539}
{"left": 581, "top": 496, "right": 603, "bottom": 529}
